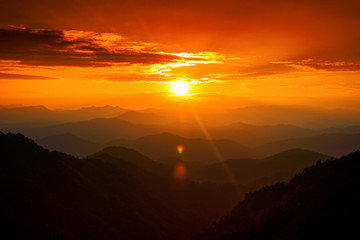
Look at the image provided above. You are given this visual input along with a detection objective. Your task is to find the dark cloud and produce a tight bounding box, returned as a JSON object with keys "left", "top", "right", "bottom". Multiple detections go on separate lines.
{"left": 0, "top": 72, "right": 56, "bottom": 80}
{"left": 290, "top": 60, "right": 360, "bottom": 72}
{"left": 0, "top": 27, "right": 180, "bottom": 67}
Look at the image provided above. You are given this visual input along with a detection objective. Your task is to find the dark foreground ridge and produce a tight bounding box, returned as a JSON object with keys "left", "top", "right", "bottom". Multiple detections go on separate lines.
{"left": 2, "top": 131, "right": 359, "bottom": 240}
{"left": 196, "top": 149, "right": 360, "bottom": 240}
{"left": 0, "top": 132, "right": 238, "bottom": 240}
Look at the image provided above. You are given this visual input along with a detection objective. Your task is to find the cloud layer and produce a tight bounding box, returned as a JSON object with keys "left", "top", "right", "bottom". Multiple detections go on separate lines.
{"left": 0, "top": 27, "right": 180, "bottom": 67}
{"left": 0, "top": 0, "right": 359, "bottom": 109}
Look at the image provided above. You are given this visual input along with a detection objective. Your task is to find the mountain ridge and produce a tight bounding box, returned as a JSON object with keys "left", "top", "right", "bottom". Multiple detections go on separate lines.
{"left": 196, "top": 150, "right": 360, "bottom": 240}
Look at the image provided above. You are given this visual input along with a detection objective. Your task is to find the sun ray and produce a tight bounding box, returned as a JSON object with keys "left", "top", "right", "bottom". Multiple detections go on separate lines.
{"left": 187, "top": 104, "right": 244, "bottom": 199}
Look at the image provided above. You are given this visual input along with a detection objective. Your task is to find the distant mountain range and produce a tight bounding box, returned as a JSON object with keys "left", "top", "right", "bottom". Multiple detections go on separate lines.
{"left": 35, "top": 132, "right": 340, "bottom": 192}
{"left": 2, "top": 131, "right": 359, "bottom": 239}
{"left": 2, "top": 103, "right": 360, "bottom": 128}
{"left": 3, "top": 118, "right": 161, "bottom": 143}
{"left": 0, "top": 105, "right": 126, "bottom": 126}
{"left": 196, "top": 149, "right": 330, "bottom": 191}
{"left": 1, "top": 104, "right": 360, "bottom": 240}
{"left": 196, "top": 150, "right": 360, "bottom": 240}
{"left": 0, "top": 132, "right": 239, "bottom": 240}
{"left": 208, "top": 122, "right": 315, "bottom": 146}
{"left": 36, "top": 133, "right": 102, "bottom": 157}
{"left": 221, "top": 105, "right": 360, "bottom": 128}
{"left": 2, "top": 105, "right": 360, "bottom": 160}
{"left": 257, "top": 133, "right": 360, "bottom": 157}
{"left": 32, "top": 129, "right": 360, "bottom": 162}
{"left": 107, "top": 132, "right": 251, "bottom": 164}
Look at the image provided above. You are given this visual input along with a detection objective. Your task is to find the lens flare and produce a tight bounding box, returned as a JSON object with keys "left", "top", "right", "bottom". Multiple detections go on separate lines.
{"left": 177, "top": 145, "right": 184, "bottom": 154}
{"left": 174, "top": 163, "right": 186, "bottom": 179}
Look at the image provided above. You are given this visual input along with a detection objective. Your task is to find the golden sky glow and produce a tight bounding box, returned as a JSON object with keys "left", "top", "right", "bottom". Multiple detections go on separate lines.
{"left": 0, "top": 0, "right": 359, "bottom": 109}
{"left": 170, "top": 81, "right": 190, "bottom": 95}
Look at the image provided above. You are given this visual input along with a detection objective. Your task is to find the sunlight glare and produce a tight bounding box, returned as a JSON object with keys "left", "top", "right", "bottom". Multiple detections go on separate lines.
{"left": 170, "top": 81, "right": 189, "bottom": 95}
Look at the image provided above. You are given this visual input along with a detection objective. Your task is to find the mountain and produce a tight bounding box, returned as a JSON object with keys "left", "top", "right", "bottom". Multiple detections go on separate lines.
{"left": 221, "top": 105, "right": 360, "bottom": 128}
{"left": 117, "top": 110, "right": 173, "bottom": 125}
{"left": 108, "top": 132, "right": 251, "bottom": 164}
{"left": 124, "top": 105, "right": 360, "bottom": 128}
{"left": 2, "top": 118, "right": 161, "bottom": 143}
{"left": 258, "top": 133, "right": 360, "bottom": 157}
{"left": 320, "top": 125, "right": 360, "bottom": 134}
{"left": 36, "top": 133, "right": 102, "bottom": 158}
{"left": 0, "top": 132, "right": 239, "bottom": 240}
{"left": 197, "top": 150, "right": 360, "bottom": 240}
{"left": 151, "top": 122, "right": 316, "bottom": 147}
{"left": 3, "top": 106, "right": 360, "bottom": 150}
{"left": 196, "top": 149, "right": 330, "bottom": 190}
{"left": 0, "top": 105, "right": 126, "bottom": 127}
{"left": 90, "top": 146, "right": 170, "bottom": 175}
{"left": 63, "top": 105, "right": 126, "bottom": 120}
{"left": 209, "top": 123, "right": 315, "bottom": 146}
{"left": 0, "top": 105, "right": 54, "bottom": 125}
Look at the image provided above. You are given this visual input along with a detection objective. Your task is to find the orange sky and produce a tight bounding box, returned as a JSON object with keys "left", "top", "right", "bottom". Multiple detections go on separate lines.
{"left": 0, "top": 0, "right": 359, "bottom": 109}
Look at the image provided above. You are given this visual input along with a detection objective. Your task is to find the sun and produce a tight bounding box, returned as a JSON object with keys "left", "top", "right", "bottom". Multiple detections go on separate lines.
{"left": 170, "top": 81, "right": 189, "bottom": 95}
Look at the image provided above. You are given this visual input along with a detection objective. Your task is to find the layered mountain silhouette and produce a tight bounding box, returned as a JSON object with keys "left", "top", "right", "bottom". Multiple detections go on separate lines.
{"left": 0, "top": 105, "right": 126, "bottom": 126}
{"left": 33, "top": 129, "right": 360, "bottom": 161}
{"left": 36, "top": 133, "right": 102, "bottom": 157}
{"left": 89, "top": 146, "right": 171, "bottom": 176}
{"left": 2, "top": 118, "right": 316, "bottom": 147}
{"left": 221, "top": 105, "right": 360, "bottom": 128}
{"left": 3, "top": 105, "right": 360, "bottom": 160}
{"left": 107, "top": 132, "right": 251, "bottom": 164}
{"left": 117, "top": 110, "right": 174, "bottom": 125}
{"left": 258, "top": 133, "right": 360, "bottom": 157}
{"left": 2, "top": 131, "right": 359, "bottom": 239}
{"left": 196, "top": 149, "right": 330, "bottom": 191}
{"left": 0, "top": 132, "right": 239, "bottom": 240}
{"left": 196, "top": 150, "right": 360, "bottom": 240}
{"left": 2, "top": 104, "right": 360, "bottom": 240}
{"left": 2, "top": 118, "right": 161, "bottom": 143}
{"left": 3, "top": 105, "right": 360, "bottom": 149}
{"left": 208, "top": 123, "right": 315, "bottom": 146}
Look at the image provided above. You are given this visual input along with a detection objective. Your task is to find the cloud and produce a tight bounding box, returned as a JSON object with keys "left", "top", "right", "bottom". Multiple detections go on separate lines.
{"left": 0, "top": 72, "right": 56, "bottom": 80}
{"left": 2, "top": 0, "right": 359, "bottom": 58}
{"left": 240, "top": 72, "right": 279, "bottom": 77}
{"left": 289, "top": 60, "right": 360, "bottom": 72}
{"left": 106, "top": 74, "right": 167, "bottom": 82}
{"left": 0, "top": 27, "right": 180, "bottom": 67}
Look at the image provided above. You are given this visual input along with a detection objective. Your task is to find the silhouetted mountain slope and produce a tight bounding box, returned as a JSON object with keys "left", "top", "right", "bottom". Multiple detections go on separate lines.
{"left": 196, "top": 149, "right": 329, "bottom": 190}
{"left": 155, "top": 122, "right": 316, "bottom": 147}
{"left": 90, "top": 146, "right": 171, "bottom": 175}
{"left": 222, "top": 105, "right": 360, "bottom": 128}
{"left": 3, "top": 107, "right": 360, "bottom": 150}
{"left": 258, "top": 133, "right": 360, "bottom": 157}
{"left": 0, "top": 105, "right": 126, "bottom": 126}
{"left": 0, "top": 132, "right": 239, "bottom": 240}
{"left": 2, "top": 118, "right": 161, "bottom": 143}
{"left": 0, "top": 105, "right": 53, "bottom": 124}
{"left": 108, "top": 132, "right": 251, "bottom": 164}
{"left": 210, "top": 123, "right": 315, "bottom": 146}
{"left": 36, "top": 133, "right": 102, "bottom": 157}
{"left": 320, "top": 125, "right": 360, "bottom": 134}
{"left": 117, "top": 110, "right": 173, "bottom": 125}
{"left": 196, "top": 150, "right": 360, "bottom": 240}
